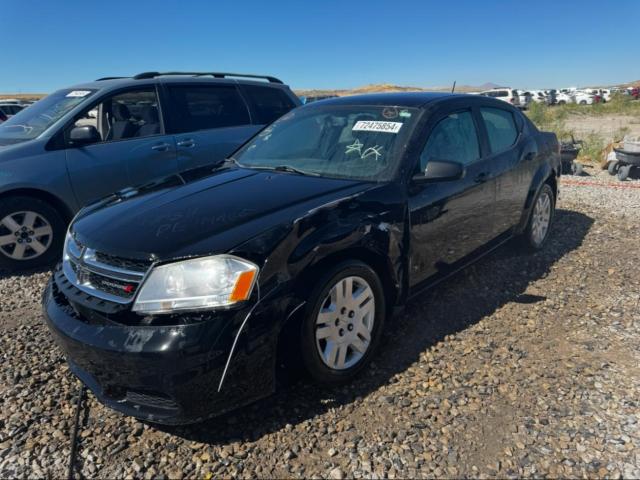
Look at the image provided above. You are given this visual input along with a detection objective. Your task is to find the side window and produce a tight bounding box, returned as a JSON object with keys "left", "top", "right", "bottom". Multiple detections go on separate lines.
{"left": 165, "top": 85, "right": 250, "bottom": 134}
{"left": 69, "top": 88, "right": 160, "bottom": 143}
{"left": 242, "top": 85, "right": 296, "bottom": 125}
{"left": 420, "top": 111, "right": 480, "bottom": 171}
{"left": 480, "top": 107, "right": 518, "bottom": 153}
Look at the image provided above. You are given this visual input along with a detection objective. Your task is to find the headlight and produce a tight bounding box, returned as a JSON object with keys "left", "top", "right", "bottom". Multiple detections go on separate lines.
{"left": 132, "top": 255, "right": 258, "bottom": 315}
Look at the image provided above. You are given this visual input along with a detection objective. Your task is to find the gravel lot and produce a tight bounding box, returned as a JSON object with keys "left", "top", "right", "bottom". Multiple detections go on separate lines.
{"left": 1, "top": 171, "right": 639, "bottom": 479}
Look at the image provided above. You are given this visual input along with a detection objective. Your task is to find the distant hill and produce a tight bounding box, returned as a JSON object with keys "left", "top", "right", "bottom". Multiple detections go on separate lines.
{"left": 295, "top": 82, "right": 494, "bottom": 98}
{"left": 295, "top": 82, "right": 510, "bottom": 97}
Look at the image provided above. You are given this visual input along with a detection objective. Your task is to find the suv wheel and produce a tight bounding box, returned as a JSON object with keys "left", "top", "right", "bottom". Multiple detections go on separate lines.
{"left": 520, "top": 184, "right": 555, "bottom": 251}
{"left": 0, "top": 196, "right": 66, "bottom": 271}
{"left": 301, "top": 261, "right": 386, "bottom": 385}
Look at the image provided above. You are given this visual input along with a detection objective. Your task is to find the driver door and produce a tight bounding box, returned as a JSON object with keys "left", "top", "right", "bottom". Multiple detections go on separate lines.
{"left": 65, "top": 87, "right": 178, "bottom": 206}
{"left": 408, "top": 108, "right": 497, "bottom": 286}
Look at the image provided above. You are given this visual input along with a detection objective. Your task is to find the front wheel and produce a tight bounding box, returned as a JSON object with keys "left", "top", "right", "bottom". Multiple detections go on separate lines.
{"left": 608, "top": 160, "right": 620, "bottom": 175}
{"left": 519, "top": 184, "right": 555, "bottom": 251}
{"left": 301, "top": 261, "right": 386, "bottom": 385}
{"left": 0, "top": 196, "right": 66, "bottom": 271}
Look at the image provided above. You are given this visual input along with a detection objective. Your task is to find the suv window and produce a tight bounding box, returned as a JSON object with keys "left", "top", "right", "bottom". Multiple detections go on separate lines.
{"left": 165, "top": 85, "right": 250, "bottom": 133}
{"left": 69, "top": 88, "right": 160, "bottom": 143}
{"left": 420, "top": 111, "right": 480, "bottom": 171}
{"left": 480, "top": 107, "right": 518, "bottom": 153}
{"left": 242, "top": 85, "right": 296, "bottom": 124}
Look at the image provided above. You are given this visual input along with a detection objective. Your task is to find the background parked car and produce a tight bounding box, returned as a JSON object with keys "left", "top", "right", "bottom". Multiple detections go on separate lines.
{"left": 478, "top": 88, "right": 521, "bottom": 108}
{"left": 0, "top": 103, "right": 25, "bottom": 120}
{"left": 515, "top": 90, "right": 532, "bottom": 109}
{"left": 554, "top": 91, "right": 573, "bottom": 105}
{"left": 574, "top": 90, "right": 599, "bottom": 105}
{"left": 0, "top": 72, "right": 300, "bottom": 270}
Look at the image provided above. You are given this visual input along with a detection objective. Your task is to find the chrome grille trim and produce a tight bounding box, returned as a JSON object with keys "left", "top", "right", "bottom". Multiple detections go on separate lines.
{"left": 62, "top": 234, "right": 150, "bottom": 305}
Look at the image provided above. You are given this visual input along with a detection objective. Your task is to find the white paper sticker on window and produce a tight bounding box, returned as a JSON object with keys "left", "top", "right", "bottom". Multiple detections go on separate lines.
{"left": 66, "top": 90, "right": 92, "bottom": 98}
{"left": 353, "top": 121, "right": 403, "bottom": 134}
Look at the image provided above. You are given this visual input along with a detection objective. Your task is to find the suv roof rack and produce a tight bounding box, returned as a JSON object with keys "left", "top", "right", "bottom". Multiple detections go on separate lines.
{"left": 95, "top": 76, "right": 128, "bottom": 81}
{"left": 130, "top": 71, "right": 284, "bottom": 84}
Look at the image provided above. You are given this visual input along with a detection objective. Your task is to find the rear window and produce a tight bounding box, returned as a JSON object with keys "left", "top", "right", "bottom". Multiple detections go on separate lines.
{"left": 480, "top": 107, "right": 518, "bottom": 153}
{"left": 242, "top": 85, "right": 296, "bottom": 125}
{"left": 165, "top": 85, "right": 250, "bottom": 133}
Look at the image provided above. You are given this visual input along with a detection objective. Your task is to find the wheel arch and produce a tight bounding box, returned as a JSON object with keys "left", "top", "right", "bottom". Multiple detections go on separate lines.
{"left": 274, "top": 247, "right": 399, "bottom": 383}
{"left": 0, "top": 188, "right": 74, "bottom": 223}
{"left": 515, "top": 164, "right": 558, "bottom": 234}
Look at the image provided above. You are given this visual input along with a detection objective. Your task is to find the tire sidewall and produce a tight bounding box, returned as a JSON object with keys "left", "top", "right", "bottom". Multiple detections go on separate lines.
{"left": 301, "top": 261, "right": 386, "bottom": 385}
{"left": 0, "top": 196, "right": 66, "bottom": 271}
{"left": 525, "top": 184, "right": 555, "bottom": 250}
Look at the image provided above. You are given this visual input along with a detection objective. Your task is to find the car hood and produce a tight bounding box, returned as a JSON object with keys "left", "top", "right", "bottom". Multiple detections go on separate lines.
{"left": 72, "top": 166, "right": 370, "bottom": 260}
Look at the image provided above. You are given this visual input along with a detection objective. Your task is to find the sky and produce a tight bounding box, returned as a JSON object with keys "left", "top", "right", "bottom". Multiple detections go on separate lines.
{"left": 1, "top": 0, "right": 639, "bottom": 93}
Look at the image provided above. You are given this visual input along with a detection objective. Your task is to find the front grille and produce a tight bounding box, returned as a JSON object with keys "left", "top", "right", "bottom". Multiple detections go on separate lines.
{"left": 62, "top": 234, "right": 151, "bottom": 305}
{"left": 94, "top": 251, "right": 150, "bottom": 273}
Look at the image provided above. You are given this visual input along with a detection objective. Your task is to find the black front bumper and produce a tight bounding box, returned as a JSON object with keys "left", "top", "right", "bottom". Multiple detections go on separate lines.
{"left": 42, "top": 276, "right": 282, "bottom": 424}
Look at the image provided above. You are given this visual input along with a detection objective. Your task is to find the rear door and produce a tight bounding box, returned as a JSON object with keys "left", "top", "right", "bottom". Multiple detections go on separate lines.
{"left": 408, "top": 106, "right": 497, "bottom": 286}
{"left": 163, "top": 83, "right": 261, "bottom": 172}
{"left": 65, "top": 86, "right": 178, "bottom": 206}
{"left": 477, "top": 105, "right": 536, "bottom": 233}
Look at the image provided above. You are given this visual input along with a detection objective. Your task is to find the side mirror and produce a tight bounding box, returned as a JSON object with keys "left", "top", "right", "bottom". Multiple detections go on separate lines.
{"left": 413, "top": 159, "right": 465, "bottom": 183}
{"left": 69, "top": 125, "right": 100, "bottom": 146}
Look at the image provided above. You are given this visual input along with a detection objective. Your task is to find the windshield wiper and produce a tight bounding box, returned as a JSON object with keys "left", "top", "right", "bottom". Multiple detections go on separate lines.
{"left": 234, "top": 162, "right": 320, "bottom": 177}
{"left": 270, "top": 165, "right": 320, "bottom": 176}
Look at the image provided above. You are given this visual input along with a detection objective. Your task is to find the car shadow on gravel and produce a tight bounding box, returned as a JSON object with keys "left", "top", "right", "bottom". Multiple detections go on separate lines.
{"left": 154, "top": 208, "right": 594, "bottom": 445}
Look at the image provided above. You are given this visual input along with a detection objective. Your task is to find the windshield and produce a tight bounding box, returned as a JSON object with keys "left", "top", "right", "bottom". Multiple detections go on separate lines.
{"left": 234, "top": 105, "right": 420, "bottom": 181}
{"left": 0, "top": 88, "right": 96, "bottom": 144}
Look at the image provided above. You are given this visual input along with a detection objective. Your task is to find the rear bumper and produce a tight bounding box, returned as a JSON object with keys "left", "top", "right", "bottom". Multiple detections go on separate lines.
{"left": 42, "top": 276, "right": 283, "bottom": 424}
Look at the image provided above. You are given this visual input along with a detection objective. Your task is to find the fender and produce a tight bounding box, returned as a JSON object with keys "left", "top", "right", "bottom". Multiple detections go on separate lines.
{"left": 515, "top": 162, "right": 555, "bottom": 233}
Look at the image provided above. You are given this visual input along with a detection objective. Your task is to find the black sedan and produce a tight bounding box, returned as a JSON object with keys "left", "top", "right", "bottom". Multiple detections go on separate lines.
{"left": 43, "top": 92, "right": 561, "bottom": 424}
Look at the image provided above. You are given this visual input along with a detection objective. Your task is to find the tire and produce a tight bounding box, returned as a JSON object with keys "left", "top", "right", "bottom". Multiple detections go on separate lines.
{"left": 617, "top": 165, "right": 631, "bottom": 181}
{"left": 571, "top": 162, "right": 583, "bottom": 176}
{"left": 579, "top": 100, "right": 587, "bottom": 105}
{"left": 558, "top": 100, "right": 566, "bottom": 105}
{"left": 608, "top": 160, "right": 619, "bottom": 175}
{"left": 519, "top": 183, "right": 555, "bottom": 251}
{"left": 0, "top": 196, "right": 66, "bottom": 271}
{"left": 300, "top": 260, "right": 386, "bottom": 385}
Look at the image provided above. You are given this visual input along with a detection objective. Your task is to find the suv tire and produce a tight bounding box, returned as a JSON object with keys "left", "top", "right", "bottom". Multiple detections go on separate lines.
{"left": 0, "top": 196, "right": 66, "bottom": 271}
{"left": 520, "top": 184, "right": 555, "bottom": 251}
{"left": 301, "top": 260, "right": 386, "bottom": 385}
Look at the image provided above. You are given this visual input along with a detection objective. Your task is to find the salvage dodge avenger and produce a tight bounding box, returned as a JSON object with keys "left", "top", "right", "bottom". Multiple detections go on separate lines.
{"left": 43, "top": 92, "right": 561, "bottom": 424}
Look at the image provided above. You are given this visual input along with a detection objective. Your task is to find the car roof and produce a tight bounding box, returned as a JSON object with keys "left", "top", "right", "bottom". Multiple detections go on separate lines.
{"left": 65, "top": 74, "right": 291, "bottom": 92}
{"left": 309, "top": 92, "right": 463, "bottom": 108}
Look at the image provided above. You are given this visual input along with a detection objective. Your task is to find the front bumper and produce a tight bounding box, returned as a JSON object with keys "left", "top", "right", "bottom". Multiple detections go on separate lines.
{"left": 42, "top": 275, "right": 282, "bottom": 424}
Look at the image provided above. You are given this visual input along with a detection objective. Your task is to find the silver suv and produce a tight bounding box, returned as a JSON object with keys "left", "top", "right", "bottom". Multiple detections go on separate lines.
{"left": 0, "top": 72, "right": 300, "bottom": 270}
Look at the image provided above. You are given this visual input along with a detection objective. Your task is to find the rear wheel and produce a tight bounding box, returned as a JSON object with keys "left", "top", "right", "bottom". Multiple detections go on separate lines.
{"left": 608, "top": 160, "right": 620, "bottom": 175}
{"left": 617, "top": 165, "right": 631, "bottom": 181}
{"left": 301, "top": 261, "right": 386, "bottom": 385}
{"left": 0, "top": 196, "right": 66, "bottom": 271}
{"left": 519, "top": 184, "right": 555, "bottom": 251}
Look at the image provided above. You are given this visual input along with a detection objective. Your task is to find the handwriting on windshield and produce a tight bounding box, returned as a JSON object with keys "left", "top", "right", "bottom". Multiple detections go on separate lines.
{"left": 345, "top": 139, "right": 383, "bottom": 161}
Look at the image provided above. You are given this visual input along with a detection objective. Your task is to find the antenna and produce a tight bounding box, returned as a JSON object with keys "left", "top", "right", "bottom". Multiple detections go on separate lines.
{"left": 451, "top": 80, "right": 457, "bottom": 93}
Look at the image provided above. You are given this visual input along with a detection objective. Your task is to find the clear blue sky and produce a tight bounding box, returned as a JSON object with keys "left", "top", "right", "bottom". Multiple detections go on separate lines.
{"left": 1, "top": 0, "right": 638, "bottom": 93}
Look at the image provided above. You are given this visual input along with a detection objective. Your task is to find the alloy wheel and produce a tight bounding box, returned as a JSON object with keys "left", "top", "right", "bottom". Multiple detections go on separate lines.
{"left": 531, "top": 192, "right": 551, "bottom": 246}
{"left": 315, "top": 276, "right": 375, "bottom": 370}
{"left": 0, "top": 211, "right": 53, "bottom": 260}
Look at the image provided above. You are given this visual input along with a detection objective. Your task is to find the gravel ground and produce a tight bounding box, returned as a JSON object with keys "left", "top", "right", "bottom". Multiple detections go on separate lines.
{"left": 1, "top": 171, "right": 639, "bottom": 479}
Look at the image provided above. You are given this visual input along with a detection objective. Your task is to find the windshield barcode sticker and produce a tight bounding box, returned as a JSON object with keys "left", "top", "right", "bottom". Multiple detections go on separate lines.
{"left": 353, "top": 121, "right": 403, "bottom": 133}
{"left": 66, "top": 90, "right": 92, "bottom": 98}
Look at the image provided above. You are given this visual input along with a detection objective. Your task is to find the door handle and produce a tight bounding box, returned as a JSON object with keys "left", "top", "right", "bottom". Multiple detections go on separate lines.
{"left": 474, "top": 172, "right": 489, "bottom": 183}
{"left": 177, "top": 139, "right": 196, "bottom": 148}
{"left": 151, "top": 143, "right": 171, "bottom": 152}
